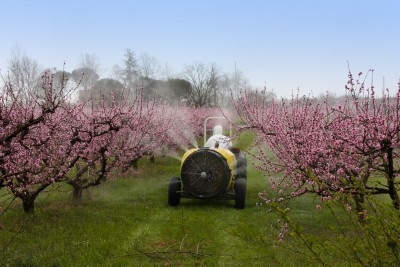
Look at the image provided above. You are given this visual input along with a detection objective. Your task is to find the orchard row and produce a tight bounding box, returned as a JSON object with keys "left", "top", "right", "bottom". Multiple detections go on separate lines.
{"left": 234, "top": 70, "right": 400, "bottom": 218}
{"left": 0, "top": 72, "right": 228, "bottom": 213}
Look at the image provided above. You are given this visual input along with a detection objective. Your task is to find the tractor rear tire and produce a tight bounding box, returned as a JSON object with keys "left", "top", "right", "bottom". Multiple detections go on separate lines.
{"left": 236, "top": 151, "right": 247, "bottom": 180}
{"left": 234, "top": 178, "right": 247, "bottom": 209}
{"left": 168, "top": 176, "right": 181, "bottom": 206}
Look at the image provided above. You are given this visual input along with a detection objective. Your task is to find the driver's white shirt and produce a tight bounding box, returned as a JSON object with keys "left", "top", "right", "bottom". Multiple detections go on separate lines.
{"left": 204, "top": 134, "right": 232, "bottom": 149}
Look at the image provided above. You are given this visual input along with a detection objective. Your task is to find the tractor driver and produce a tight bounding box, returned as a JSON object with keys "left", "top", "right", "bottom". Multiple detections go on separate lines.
{"left": 204, "top": 125, "right": 232, "bottom": 149}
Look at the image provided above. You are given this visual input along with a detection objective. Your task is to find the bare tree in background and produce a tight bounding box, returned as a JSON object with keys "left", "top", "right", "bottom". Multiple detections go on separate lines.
{"left": 70, "top": 53, "right": 101, "bottom": 91}
{"left": 71, "top": 67, "right": 99, "bottom": 91}
{"left": 218, "top": 68, "right": 251, "bottom": 106}
{"left": 7, "top": 46, "right": 42, "bottom": 100}
{"left": 138, "top": 52, "right": 160, "bottom": 79}
{"left": 218, "top": 73, "right": 232, "bottom": 107}
{"left": 183, "top": 62, "right": 221, "bottom": 107}
{"left": 232, "top": 68, "right": 249, "bottom": 96}
{"left": 160, "top": 62, "right": 174, "bottom": 80}
{"left": 121, "top": 49, "right": 139, "bottom": 89}
{"left": 80, "top": 53, "right": 101, "bottom": 75}
{"left": 110, "top": 64, "right": 122, "bottom": 82}
{"left": 53, "top": 69, "right": 71, "bottom": 90}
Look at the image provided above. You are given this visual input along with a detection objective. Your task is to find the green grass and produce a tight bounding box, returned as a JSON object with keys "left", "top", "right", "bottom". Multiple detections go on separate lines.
{"left": 0, "top": 133, "right": 381, "bottom": 266}
{"left": 0, "top": 160, "right": 332, "bottom": 266}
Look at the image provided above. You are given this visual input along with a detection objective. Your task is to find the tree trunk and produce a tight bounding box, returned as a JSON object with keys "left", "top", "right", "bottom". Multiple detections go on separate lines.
{"left": 131, "top": 159, "right": 138, "bottom": 169}
{"left": 386, "top": 147, "right": 400, "bottom": 209}
{"left": 72, "top": 185, "right": 83, "bottom": 200}
{"left": 353, "top": 193, "right": 366, "bottom": 224}
{"left": 22, "top": 197, "right": 35, "bottom": 214}
{"left": 388, "top": 178, "right": 400, "bottom": 210}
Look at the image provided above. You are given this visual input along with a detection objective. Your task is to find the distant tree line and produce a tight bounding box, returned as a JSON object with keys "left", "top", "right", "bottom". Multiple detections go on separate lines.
{"left": 3, "top": 47, "right": 254, "bottom": 108}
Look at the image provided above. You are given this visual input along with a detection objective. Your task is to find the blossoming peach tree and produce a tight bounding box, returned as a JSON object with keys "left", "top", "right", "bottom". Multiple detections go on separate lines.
{"left": 0, "top": 72, "right": 81, "bottom": 213}
{"left": 0, "top": 72, "right": 175, "bottom": 212}
{"left": 233, "top": 70, "right": 400, "bottom": 265}
{"left": 65, "top": 96, "right": 174, "bottom": 200}
{"left": 234, "top": 71, "right": 400, "bottom": 215}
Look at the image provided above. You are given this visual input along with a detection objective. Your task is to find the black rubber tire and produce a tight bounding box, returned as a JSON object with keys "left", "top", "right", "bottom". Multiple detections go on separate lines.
{"left": 168, "top": 176, "right": 181, "bottom": 206}
{"left": 234, "top": 178, "right": 247, "bottom": 209}
{"left": 236, "top": 151, "right": 247, "bottom": 180}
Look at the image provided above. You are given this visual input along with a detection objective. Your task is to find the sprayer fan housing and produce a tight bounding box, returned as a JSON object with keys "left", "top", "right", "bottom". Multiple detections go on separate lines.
{"left": 180, "top": 148, "right": 231, "bottom": 198}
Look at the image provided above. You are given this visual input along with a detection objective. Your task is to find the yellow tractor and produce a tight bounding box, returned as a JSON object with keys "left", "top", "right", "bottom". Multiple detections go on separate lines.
{"left": 168, "top": 117, "right": 247, "bottom": 208}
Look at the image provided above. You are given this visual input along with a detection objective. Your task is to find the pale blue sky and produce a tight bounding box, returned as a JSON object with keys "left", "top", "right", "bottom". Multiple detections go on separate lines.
{"left": 1, "top": 0, "right": 399, "bottom": 97}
